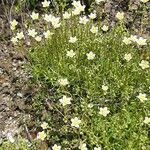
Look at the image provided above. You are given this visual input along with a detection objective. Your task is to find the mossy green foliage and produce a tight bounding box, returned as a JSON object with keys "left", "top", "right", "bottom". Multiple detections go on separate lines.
{"left": 0, "top": 138, "right": 31, "bottom": 150}
{"left": 28, "top": 13, "right": 150, "bottom": 150}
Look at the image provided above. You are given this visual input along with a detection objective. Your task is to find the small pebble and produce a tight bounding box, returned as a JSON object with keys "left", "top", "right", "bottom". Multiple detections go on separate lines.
{"left": 17, "top": 92, "right": 23, "bottom": 98}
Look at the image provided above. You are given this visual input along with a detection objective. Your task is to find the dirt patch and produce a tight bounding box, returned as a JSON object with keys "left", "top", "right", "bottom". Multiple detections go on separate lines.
{"left": 0, "top": 41, "right": 34, "bottom": 140}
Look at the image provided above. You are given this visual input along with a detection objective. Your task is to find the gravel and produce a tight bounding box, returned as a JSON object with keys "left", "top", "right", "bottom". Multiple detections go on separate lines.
{"left": 0, "top": 43, "right": 32, "bottom": 139}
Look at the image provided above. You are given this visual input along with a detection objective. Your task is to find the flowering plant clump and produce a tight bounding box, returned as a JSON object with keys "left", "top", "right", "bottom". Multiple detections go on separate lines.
{"left": 10, "top": 0, "right": 150, "bottom": 149}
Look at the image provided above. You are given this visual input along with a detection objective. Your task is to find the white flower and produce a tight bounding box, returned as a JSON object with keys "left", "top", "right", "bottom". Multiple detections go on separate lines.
{"left": 52, "top": 144, "right": 61, "bottom": 150}
{"left": 52, "top": 21, "right": 61, "bottom": 29}
{"left": 88, "top": 12, "right": 96, "bottom": 19}
{"left": 16, "top": 31, "right": 24, "bottom": 39}
{"left": 31, "top": 12, "right": 39, "bottom": 20}
{"left": 43, "top": 30, "right": 53, "bottom": 39}
{"left": 72, "top": 1, "right": 85, "bottom": 15}
{"left": 58, "top": 78, "right": 69, "bottom": 86}
{"left": 116, "top": 12, "right": 124, "bottom": 20}
{"left": 136, "top": 37, "right": 147, "bottom": 46}
{"left": 139, "top": 60, "right": 149, "bottom": 69}
{"left": 137, "top": 93, "right": 147, "bottom": 102}
{"left": 86, "top": 51, "right": 96, "bottom": 60}
{"left": 11, "top": 26, "right": 16, "bottom": 31}
{"left": 71, "top": 117, "right": 81, "bottom": 128}
{"left": 102, "top": 85, "right": 108, "bottom": 91}
{"left": 41, "top": 122, "right": 48, "bottom": 129}
{"left": 51, "top": 17, "right": 61, "bottom": 29}
{"left": 11, "top": 37, "right": 18, "bottom": 44}
{"left": 130, "top": 35, "right": 138, "bottom": 42}
{"left": 72, "top": 1, "right": 81, "bottom": 8}
{"left": 72, "top": 1, "right": 85, "bottom": 12}
{"left": 77, "top": 5, "right": 85, "bottom": 12}
{"left": 124, "top": 53, "right": 132, "bottom": 62}
{"left": 143, "top": 117, "right": 150, "bottom": 124}
{"left": 66, "top": 50, "right": 76, "bottom": 58}
{"left": 63, "top": 12, "right": 71, "bottom": 19}
{"left": 44, "top": 14, "right": 53, "bottom": 22}
{"left": 140, "top": 0, "right": 149, "bottom": 3}
{"left": 10, "top": 19, "right": 18, "bottom": 30}
{"left": 95, "top": 0, "right": 106, "bottom": 4}
{"left": 28, "top": 29, "right": 37, "bottom": 38}
{"left": 69, "top": 36, "right": 77, "bottom": 43}
{"left": 42, "top": 0, "right": 50, "bottom": 7}
{"left": 10, "top": 19, "right": 18, "bottom": 27}
{"left": 101, "top": 25, "right": 109, "bottom": 32}
{"left": 94, "top": 147, "right": 102, "bottom": 150}
{"left": 72, "top": 8, "right": 81, "bottom": 15}
{"left": 90, "top": 26, "right": 98, "bottom": 34}
{"left": 7, "top": 133, "right": 15, "bottom": 143}
{"left": 122, "top": 37, "right": 132, "bottom": 45}
{"left": 59, "top": 95, "right": 71, "bottom": 106}
{"left": 37, "top": 131, "right": 46, "bottom": 141}
{"left": 99, "top": 107, "right": 110, "bottom": 117}
{"left": 44, "top": 14, "right": 60, "bottom": 27}
{"left": 35, "top": 36, "right": 42, "bottom": 42}
{"left": 79, "top": 143, "right": 87, "bottom": 150}
{"left": 79, "top": 16, "right": 89, "bottom": 25}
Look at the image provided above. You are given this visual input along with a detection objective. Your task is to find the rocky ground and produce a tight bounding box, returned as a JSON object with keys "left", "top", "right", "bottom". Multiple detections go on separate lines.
{"left": 0, "top": 0, "right": 149, "bottom": 142}
{"left": 0, "top": 41, "right": 33, "bottom": 140}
